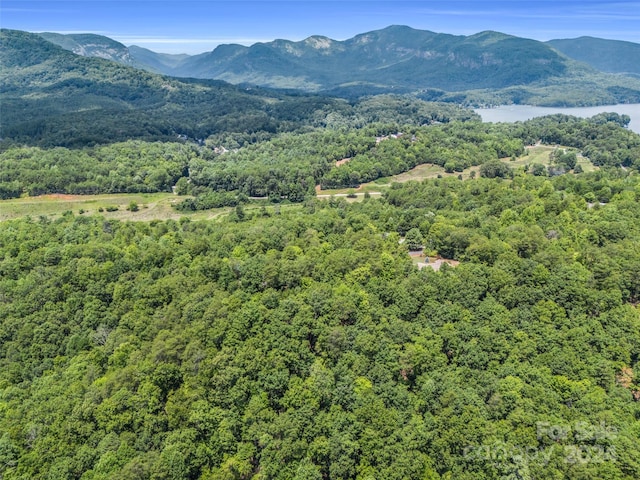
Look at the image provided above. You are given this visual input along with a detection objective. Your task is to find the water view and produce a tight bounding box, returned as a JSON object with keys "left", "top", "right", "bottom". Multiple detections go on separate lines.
{"left": 475, "top": 104, "right": 640, "bottom": 133}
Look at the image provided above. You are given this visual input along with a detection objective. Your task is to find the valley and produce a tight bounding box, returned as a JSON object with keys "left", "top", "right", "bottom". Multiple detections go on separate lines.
{"left": 1, "top": 22, "right": 640, "bottom": 480}
{"left": 0, "top": 143, "right": 598, "bottom": 222}
{"left": 35, "top": 26, "right": 640, "bottom": 107}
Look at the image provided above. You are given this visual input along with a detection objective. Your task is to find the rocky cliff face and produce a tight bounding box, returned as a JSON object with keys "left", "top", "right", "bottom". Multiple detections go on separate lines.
{"left": 38, "top": 32, "right": 135, "bottom": 66}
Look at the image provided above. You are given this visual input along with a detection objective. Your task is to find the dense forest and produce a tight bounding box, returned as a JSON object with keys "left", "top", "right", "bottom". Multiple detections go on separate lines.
{"left": 3, "top": 28, "right": 640, "bottom": 154}
{"left": 2, "top": 24, "right": 640, "bottom": 480}
{"left": 1, "top": 169, "right": 640, "bottom": 479}
{"left": 0, "top": 30, "right": 476, "bottom": 148}
{"left": 35, "top": 26, "right": 640, "bottom": 107}
{"left": 0, "top": 29, "right": 339, "bottom": 147}
{"left": 2, "top": 111, "right": 638, "bottom": 205}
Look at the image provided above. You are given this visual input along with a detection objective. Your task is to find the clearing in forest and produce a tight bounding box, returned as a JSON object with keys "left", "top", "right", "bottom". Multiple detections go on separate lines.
{"left": 315, "top": 144, "right": 598, "bottom": 197}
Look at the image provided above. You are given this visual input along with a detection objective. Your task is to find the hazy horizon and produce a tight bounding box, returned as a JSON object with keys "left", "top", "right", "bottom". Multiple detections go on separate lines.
{"left": 2, "top": 1, "right": 640, "bottom": 55}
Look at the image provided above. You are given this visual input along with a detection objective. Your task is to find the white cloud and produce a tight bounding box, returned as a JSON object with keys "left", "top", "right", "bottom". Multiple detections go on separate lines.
{"left": 114, "top": 36, "right": 270, "bottom": 45}
{"left": 108, "top": 36, "right": 275, "bottom": 54}
{"left": 38, "top": 30, "right": 110, "bottom": 35}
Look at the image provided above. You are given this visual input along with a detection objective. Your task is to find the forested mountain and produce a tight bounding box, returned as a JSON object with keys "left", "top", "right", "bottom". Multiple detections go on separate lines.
{"left": 42, "top": 26, "right": 570, "bottom": 90}
{"left": 548, "top": 37, "right": 640, "bottom": 78}
{"left": 165, "top": 27, "right": 568, "bottom": 91}
{"left": 1, "top": 29, "right": 480, "bottom": 148}
{"left": 32, "top": 25, "right": 640, "bottom": 106}
{"left": 37, "top": 32, "right": 136, "bottom": 66}
{"left": 127, "top": 45, "right": 191, "bottom": 74}
{"left": 39, "top": 32, "right": 192, "bottom": 74}
{"left": 3, "top": 21, "right": 640, "bottom": 480}
{"left": 0, "top": 29, "right": 345, "bottom": 147}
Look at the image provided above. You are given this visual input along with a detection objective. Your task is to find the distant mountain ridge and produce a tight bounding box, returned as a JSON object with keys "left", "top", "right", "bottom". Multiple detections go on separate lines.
{"left": 35, "top": 26, "right": 640, "bottom": 105}
{"left": 13, "top": 26, "right": 640, "bottom": 107}
{"left": 188, "top": 27, "right": 573, "bottom": 92}
{"left": 127, "top": 45, "right": 191, "bottom": 74}
{"left": 42, "top": 26, "right": 571, "bottom": 92}
{"left": 38, "top": 32, "right": 135, "bottom": 65}
{"left": 0, "top": 29, "right": 346, "bottom": 146}
{"left": 38, "top": 26, "right": 640, "bottom": 89}
{"left": 547, "top": 37, "right": 640, "bottom": 78}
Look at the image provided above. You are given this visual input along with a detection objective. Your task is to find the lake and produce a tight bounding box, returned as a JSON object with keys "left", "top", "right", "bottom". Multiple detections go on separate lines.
{"left": 474, "top": 104, "right": 640, "bottom": 134}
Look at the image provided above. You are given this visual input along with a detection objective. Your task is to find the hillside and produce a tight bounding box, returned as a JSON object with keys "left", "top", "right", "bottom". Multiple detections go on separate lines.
{"left": 0, "top": 29, "right": 348, "bottom": 147}
{"left": 38, "top": 32, "right": 136, "bottom": 66}
{"left": 548, "top": 36, "right": 640, "bottom": 78}
{"left": 2, "top": 170, "right": 640, "bottom": 479}
{"left": 128, "top": 45, "right": 191, "bottom": 74}
{"left": 39, "top": 32, "right": 193, "bottom": 74}
{"left": 39, "top": 26, "right": 571, "bottom": 92}
{"left": 2, "top": 23, "right": 640, "bottom": 480}
{"left": 34, "top": 26, "right": 640, "bottom": 106}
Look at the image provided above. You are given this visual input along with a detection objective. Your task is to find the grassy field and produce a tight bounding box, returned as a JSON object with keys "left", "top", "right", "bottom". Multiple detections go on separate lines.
{"left": 316, "top": 163, "right": 473, "bottom": 197}
{"left": 315, "top": 145, "right": 598, "bottom": 197}
{"left": 0, "top": 193, "right": 229, "bottom": 222}
{"left": 1, "top": 146, "right": 598, "bottom": 221}
{"left": 0, "top": 192, "right": 304, "bottom": 222}
{"left": 512, "top": 145, "right": 597, "bottom": 172}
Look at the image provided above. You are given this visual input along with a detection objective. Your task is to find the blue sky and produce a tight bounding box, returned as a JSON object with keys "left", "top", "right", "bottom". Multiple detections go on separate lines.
{"left": 2, "top": 1, "right": 639, "bottom": 54}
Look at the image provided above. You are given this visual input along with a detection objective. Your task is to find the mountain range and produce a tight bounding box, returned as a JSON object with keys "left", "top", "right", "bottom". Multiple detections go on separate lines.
{"left": 0, "top": 29, "right": 348, "bottom": 146}
{"left": 3, "top": 26, "right": 640, "bottom": 148}
{"left": 547, "top": 36, "right": 640, "bottom": 78}
{"left": 1, "top": 29, "right": 480, "bottom": 147}
{"left": 37, "top": 25, "right": 640, "bottom": 98}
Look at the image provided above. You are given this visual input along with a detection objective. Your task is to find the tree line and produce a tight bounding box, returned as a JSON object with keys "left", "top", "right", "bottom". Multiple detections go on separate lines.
{"left": 2, "top": 112, "right": 638, "bottom": 204}
{"left": 0, "top": 169, "right": 639, "bottom": 479}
